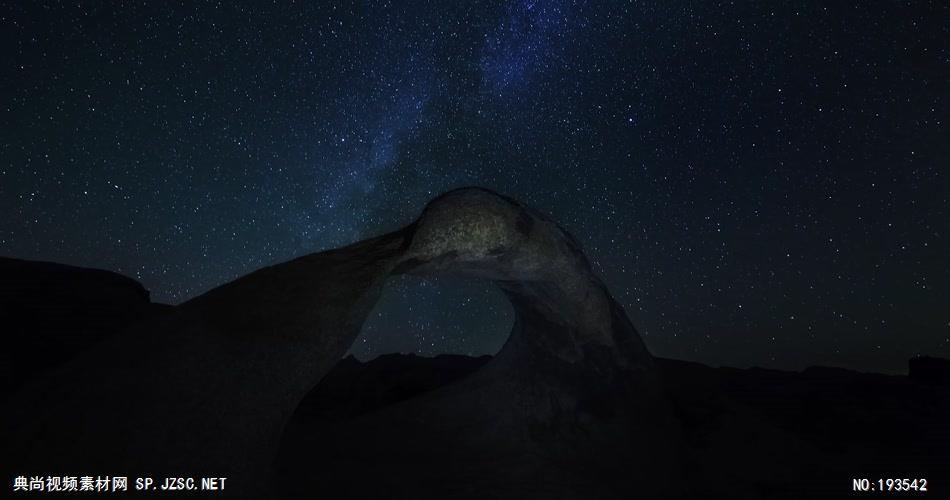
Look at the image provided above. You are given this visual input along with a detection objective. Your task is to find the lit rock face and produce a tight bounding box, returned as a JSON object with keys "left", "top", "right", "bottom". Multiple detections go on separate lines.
{"left": 4, "top": 188, "right": 684, "bottom": 499}
{"left": 399, "top": 188, "right": 653, "bottom": 368}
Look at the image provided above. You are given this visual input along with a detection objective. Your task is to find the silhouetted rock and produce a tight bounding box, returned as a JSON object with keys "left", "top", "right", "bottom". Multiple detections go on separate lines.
{"left": 0, "top": 257, "right": 169, "bottom": 393}
{"left": 909, "top": 356, "right": 950, "bottom": 386}
{"left": 295, "top": 353, "right": 491, "bottom": 419}
{"left": 279, "top": 354, "right": 950, "bottom": 499}
{"left": 656, "top": 358, "right": 950, "bottom": 498}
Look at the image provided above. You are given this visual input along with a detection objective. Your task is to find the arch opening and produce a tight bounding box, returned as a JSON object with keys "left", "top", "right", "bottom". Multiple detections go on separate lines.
{"left": 291, "top": 274, "right": 514, "bottom": 421}
{"left": 348, "top": 274, "right": 514, "bottom": 360}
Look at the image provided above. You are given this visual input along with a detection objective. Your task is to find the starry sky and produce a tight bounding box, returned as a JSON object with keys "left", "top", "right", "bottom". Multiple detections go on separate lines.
{"left": 2, "top": 1, "right": 947, "bottom": 373}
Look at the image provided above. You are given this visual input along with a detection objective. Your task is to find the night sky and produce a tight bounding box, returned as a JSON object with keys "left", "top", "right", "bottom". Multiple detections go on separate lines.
{"left": 2, "top": 1, "right": 947, "bottom": 373}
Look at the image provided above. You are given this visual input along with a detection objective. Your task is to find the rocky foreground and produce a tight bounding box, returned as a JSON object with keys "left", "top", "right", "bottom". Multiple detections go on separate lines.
{"left": 3, "top": 188, "right": 948, "bottom": 499}
{"left": 280, "top": 352, "right": 949, "bottom": 499}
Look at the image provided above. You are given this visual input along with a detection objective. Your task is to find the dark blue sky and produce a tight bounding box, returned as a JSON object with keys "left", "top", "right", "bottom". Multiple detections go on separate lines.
{"left": 2, "top": 1, "right": 946, "bottom": 372}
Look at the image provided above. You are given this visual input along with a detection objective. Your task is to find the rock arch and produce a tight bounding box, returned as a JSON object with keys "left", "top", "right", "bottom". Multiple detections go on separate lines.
{"left": 5, "top": 188, "right": 685, "bottom": 498}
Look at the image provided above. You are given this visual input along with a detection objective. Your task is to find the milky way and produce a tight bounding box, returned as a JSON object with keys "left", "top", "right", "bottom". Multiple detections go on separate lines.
{"left": 2, "top": 1, "right": 946, "bottom": 372}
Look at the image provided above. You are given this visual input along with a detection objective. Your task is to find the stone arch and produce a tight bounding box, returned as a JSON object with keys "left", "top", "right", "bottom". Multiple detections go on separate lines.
{"left": 8, "top": 187, "right": 686, "bottom": 499}
{"left": 278, "top": 188, "right": 685, "bottom": 497}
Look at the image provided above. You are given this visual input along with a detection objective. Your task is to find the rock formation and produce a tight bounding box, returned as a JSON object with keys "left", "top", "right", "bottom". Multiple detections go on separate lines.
{"left": 0, "top": 257, "right": 168, "bottom": 394}
{"left": 4, "top": 190, "right": 949, "bottom": 498}
{"left": 281, "top": 353, "right": 950, "bottom": 499}
{"left": 3, "top": 188, "right": 686, "bottom": 498}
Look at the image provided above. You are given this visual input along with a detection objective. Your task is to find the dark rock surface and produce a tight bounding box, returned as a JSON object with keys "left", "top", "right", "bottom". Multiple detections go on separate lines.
{"left": 909, "top": 356, "right": 950, "bottom": 386}
{"left": 295, "top": 353, "right": 492, "bottom": 420}
{"left": 658, "top": 359, "right": 950, "bottom": 498}
{"left": 0, "top": 257, "right": 169, "bottom": 394}
{"left": 2, "top": 188, "right": 686, "bottom": 498}
{"left": 278, "top": 354, "right": 950, "bottom": 499}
